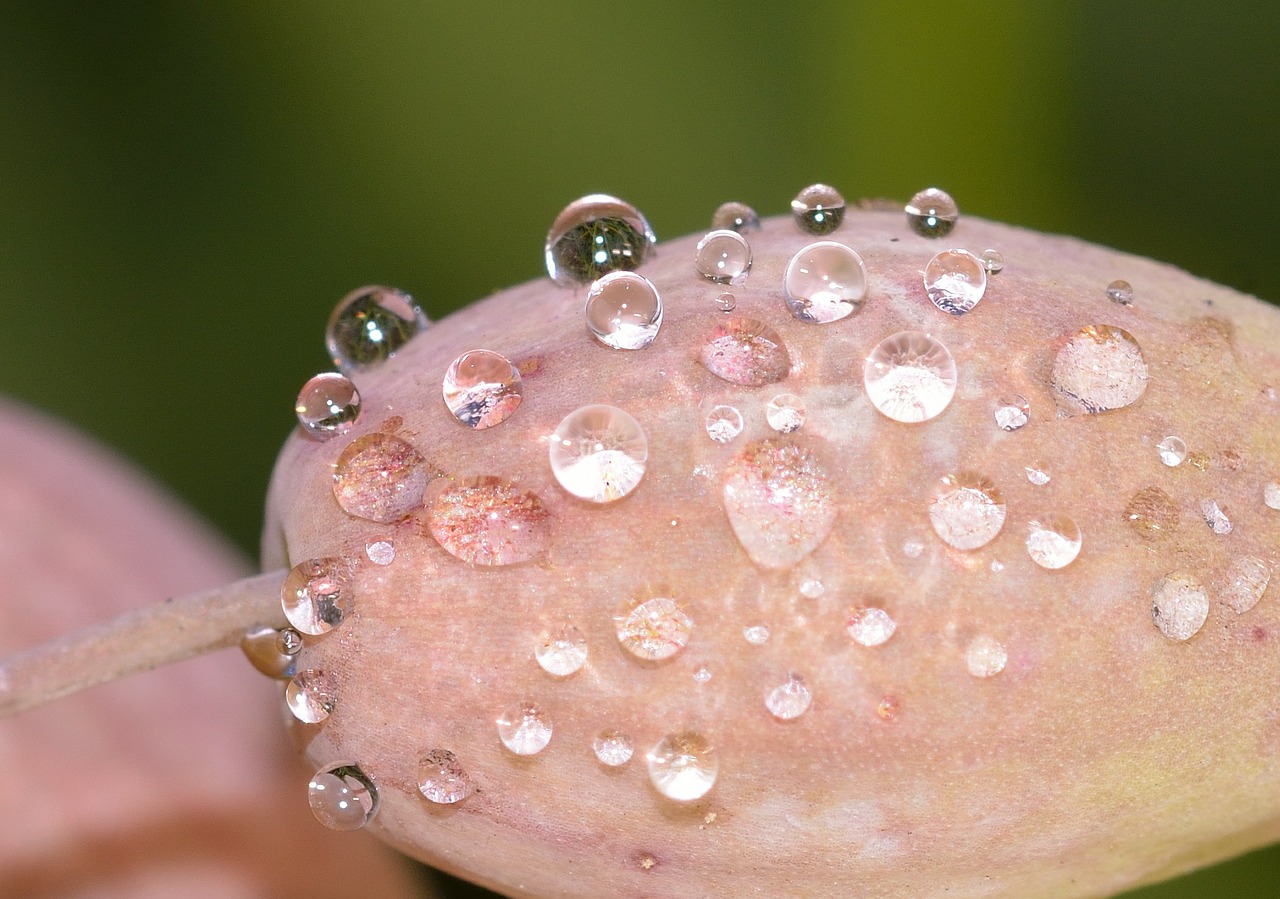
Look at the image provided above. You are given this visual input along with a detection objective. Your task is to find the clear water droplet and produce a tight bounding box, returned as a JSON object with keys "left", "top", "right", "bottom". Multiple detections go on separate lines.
{"left": 545, "top": 194, "right": 656, "bottom": 286}
{"left": 427, "top": 476, "right": 551, "bottom": 565}
{"left": 864, "top": 331, "right": 958, "bottom": 423}
{"left": 1266, "top": 480, "right": 1280, "bottom": 510}
{"left": 584, "top": 272, "right": 663, "bottom": 349}
{"left": 295, "top": 373, "right": 361, "bottom": 439}
{"left": 239, "top": 626, "right": 298, "bottom": 680}
{"left": 695, "top": 230, "right": 752, "bottom": 285}
{"left": 714, "top": 291, "right": 736, "bottom": 313}
{"left": 1125, "top": 487, "right": 1181, "bottom": 540}
{"left": 1051, "top": 325, "right": 1148, "bottom": 413}
{"left": 923, "top": 249, "right": 987, "bottom": 315}
{"left": 1106, "top": 279, "right": 1134, "bottom": 305}
{"left": 417, "top": 749, "right": 474, "bottom": 804}
{"left": 365, "top": 539, "right": 395, "bottom": 565}
{"left": 277, "top": 628, "right": 304, "bottom": 655}
{"left": 929, "top": 472, "right": 1006, "bottom": 551}
{"left": 647, "top": 731, "right": 717, "bottom": 801}
{"left": 1199, "top": 498, "right": 1233, "bottom": 535}
{"left": 286, "top": 670, "right": 337, "bottom": 724}
{"left": 496, "top": 700, "right": 553, "bottom": 755}
{"left": 1025, "top": 464, "right": 1051, "bottom": 486}
{"left": 333, "top": 433, "right": 432, "bottom": 524}
{"left": 905, "top": 188, "right": 959, "bottom": 238}
{"left": 1217, "top": 556, "right": 1271, "bottom": 614}
{"left": 791, "top": 183, "right": 845, "bottom": 235}
{"left": 1156, "top": 436, "right": 1188, "bottom": 467}
{"left": 535, "top": 623, "right": 588, "bottom": 676}
{"left": 783, "top": 241, "right": 867, "bottom": 323}
{"left": 1151, "top": 573, "right": 1209, "bottom": 640}
{"left": 966, "top": 636, "right": 1007, "bottom": 678}
{"left": 699, "top": 316, "right": 791, "bottom": 386}
{"left": 281, "top": 558, "right": 354, "bottom": 636}
{"left": 846, "top": 606, "right": 897, "bottom": 647}
{"left": 994, "top": 394, "right": 1029, "bottom": 431}
{"left": 990, "top": 559, "right": 1006, "bottom": 573}
{"left": 442, "top": 349, "right": 523, "bottom": 429}
{"left": 593, "top": 729, "right": 634, "bottom": 766}
{"left": 615, "top": 597, "right": 693, "bottom": 661}
{"left": 743, "top": 624, "right": 771, "bottom": 645}
{"left": 549, "top": 405, "right": 648, "bottom": 502}
{"left": 705, "top": 404, "right": 744, "bottom": 443}
{"left": 765, "top": 674, "right": 812, "bottom": 720}
{"left": 1026, "top": 515, "right": 1083, "bottom": 569}
{"left": 798, "top": 577, "right": 825, "bottom": 599}
{"left": 308, "top": 763, "right": 378, "bottom": 830}
{"left": 711, "top": 201, "right": 760, "bottom": 233}
{"left": 980, "top": 249, "right": 1005, "bottom": 274}
{"left": 877, "top": 697, "right": 900, "bottom": 720}
{"left": 692, "top": 665, "right": 712, "bottom": 685}
{"left": 722, "top": 440, "right": 836, "bottom": 569}
{"left": 326, "top": 286, "right": 428, "bottom": 373}
{"left": 765, "top": 393, "right": 806, "bottom": 433}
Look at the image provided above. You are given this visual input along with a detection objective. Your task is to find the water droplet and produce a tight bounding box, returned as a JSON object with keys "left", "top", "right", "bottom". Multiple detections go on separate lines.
{"left": 615, "top": 597, "right": 693, "bottom": 661}
{"left": 929, "top": 472, "right": 1006, "bottom": 551}
{"left": 699, "top": 316, "right": 791, "bottom": 386}
{"left": 1217, "top": 556, "right": 1271, "bottom": 614}
{"left": 333, "top": 433, "right": 432, "bottom": 524}
{"left": 286, "top": 670, "right": 337, "bottom": 724}
{"left": 692, "top": 666, "right": 712, "bottom": 685}
{"left": 442, "top": 349, "right": 523, "bottom": 429}
{"left": 791, "top": 183, "right": 845, "bottom": 235}
{"left": 846, "top": 606, "right": 897, "bottom": 647}
{"left": 1151, "top": 573, "right": 1209, "bottom": 640}
{"left": 427, "top": 476, "right": 551, "bottom": 566}
{"left": 1051, "top": 325, "right": 1148, "bottom": 413}
{"left": 722, "top": 440, "right": 836, "bottom": 569}
{"left": 876, "top": 697, "right": 900, "bottom": 720}
{"left": 295, "top": 373, "right": 361, "bottom": 439}
{"left": 765, "top": 674, "right": 812, "bottom": 720}
{"left": 1266, "top": 480, "right": 1280, "bottom": 510}
{"left": 864, "top": 332, "right": 958, "bottom": 423}
{"left": 966, "top": 636, "right": 1007, "bottom": 678}
{"left": 1200, "top": 499, "right": 1233, "bottom": 535}
{"left": 714, "top": 291, "right": 736, "bottom": 313}
{"left": 496, "top": 700, "right": 553, "bottom": 755}
{"left": 798, "top": 577, "right": 825, "bottom": 599}
{"left": 277, "top": 628, "right": 304, "bottom": 655}
{"left": 923, "top": 249, "right": 986, "bottom": 315}
{"left": 281, "top": 558, "right": 354, "bottom": 636}
{"left": 549, "top": 405, "right": 648, "bottom": 503}
{"left": 783, "top": 241, "right": 867, "bottom": 323}
{"left": 584, "top": 272, "right": 663, "bottom": 350}
{"left": 743, "top": 624, "right": 771, "bottom": 645}
{"left": 326, "top": 286, "right": 428, "bottom": 373}
{"left": 980, "top": 249, "right": 1005, "bottom": 274}
{"left": 704, "top": 404, "right": 744, "bottom": 443}
{"left": 545, "top": 194, "right": 656, "bottom": 286}
{"left": 711, "top": 201, "right": 760, "bottom": 233}
{"left": 593, "top": 729, "right": 635, "bottom": 766}
{"left": 1025, "top": 465, "right": 1051, "bottom": 487}
{"left": 1125, "top": 487, "right": 1181, "bottom": 540}
{"left": 1026, "top": 516, "right": 1083, "bottom": 569}
{"left": 239, "top": 626, "right": 298, "bottom": 680}
{"left": 365, "top": 540, "right": 396, "bottom": 566}
{"left": 694, "top": 230, "right": 752, "bottom": 285}
{"left": 905, "top": 188, "right": 959, "bottom": 238}
{"left": 1157, "top": 436, "right": 1188, "bottom": 467}
{"left": 990, "top": 559, "right": 1006, "bottom": 573}
{"left": 417, "top": 749, "right": 474, "bottom": 804}
{"left": 1106, "top": 279, "right": 1134, "bottom": 306}
{"left": 994, "top": 394, "right": 1029, "bottom": 431}
{"left": 535, "top": 624, "right": 588, "bottom": 676}
{"left": 765, "top": 393, "right": 806, "bottom": 433}
{"left": 308, "top": 763, "right": 378, "bottom": 830}
{"left": 647, "top": 731, "right": 717, "bottom": 801}
{"left": 902, "top": 538, "right": 925, "bottom": 559}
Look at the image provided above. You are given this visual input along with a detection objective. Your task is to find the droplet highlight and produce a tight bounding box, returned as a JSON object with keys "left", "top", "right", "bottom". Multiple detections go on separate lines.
{"left": 905, "top": 188, "right": 959, "bottom": 238}
{"left": 496, "top": 701, "right": 553, "bottom": 755}
{"left": 286, "top": 670, "right": 337, "bottom": 724}
{"left": 594, "top": 729, "right": 635, "bottom": 767}
{"left": 929, "top": 473, "right": 1006, "bottom": 551}
{"left": 545, "top": 194, "right": 656, "bottom": 286}
{"left": 924, "top": 249, "right": 987, "bottom": 315}
{"left": 1151, "top": 573, "right": 1209, "bottom": 640}
{"left": 722, "top": 440, "right": 835, "bottom": 569}
{"left": 417, "top": 749, "right": 474, "bottom": 804}
{"left": 333, "top": 433, "right": 432, "bottom": 524}
{"left": 281, "top": 558, "right": 354, "bottom": 636}
{"left": 442, "top": 349, "right": 523, "bottom": 429}
{"left": 765, "top": 674, "right": 813, "bottom": 721}
{"left": 846, "top": 606, "right": 897, "bottom": 647}
{"left": 783, "top": 241, "right": 867, "bottom": 323}
{"left": 535, "top": 623, "right": 589, "bottom": 676}
{"left": 864, "top": 331, "right": 958, "bottom": 423}
{"left": 647, "top": 731, "right": 717, "bottom": 801}
{"left": 705, "top": 404, "right": 744, "bottom": 443}
{"left": 765, "top": 393, "right": 805, "bottom": 433}
{"left": 585, "top": 272, "right": 663, "bottom": 350}
{"left": 295, "top": 373, "right": 361, "bottom": 439}
{"left": 615, "top": 597, "right": 693, "bottom": 661}
{"left": 427, "top": 476, "right": 551, "bottom": 566}
{"left": 549, "top": 404, "right": 648, "bottom": 502}
{"left": 1026, "top": 515, "right": 1082, "bottom": 569}
{"left": 966, "top": 636, "right": 1007, "bottom": 678}
{"left": 699, "top": 316, "right": 791, "bottom": 387}
{"left": 695, "top": 230, "right": 752, "bottom": 285}
{"left": 1051, "top": 325, "right": 1148, "bottom": 414}
{"left": 308, "top": 763, "right": 378, "bottom": 831}
{"left": 791, "top": 184, "right": 845, "bottom": 235}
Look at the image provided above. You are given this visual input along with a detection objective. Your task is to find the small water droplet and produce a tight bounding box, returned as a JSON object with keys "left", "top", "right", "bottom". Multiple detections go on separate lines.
{"left": 277, "top": 628, "right": 304, "bottom": 655}
{"left": 846, "top": 606, "right": 897, "bottom": 647}
{"left": 923, "top": 249, "right": 986, "bottom": 315}
{"left": 743, "top": 624, "right": 771, "bottom": 645}
{"left": 722, "top": 440, "right": 836, "bottom": 569}
{"left": 545, "top": 194, "right": 656, "bottom": 286}
{"left": 1106, "top": 279, "right": 1134, "bottom": 306}
{"left": 239, "top": 626, "right": 298, "bottom": 680}
{"left": 994, "top": 394, "right": 1029, "bottom": 431}
{"left": 714, "top": 291, "right": 736, "bottom": 313}
{"left": 427, "top": 476, "right": 551, "bottom": 566}
{"left": 765, "top": 393, "right": 806, "bottom": 433}
{"left": 864, "top": 331, "right": 958, "bottom": 423}
{"left": 593, "top": 729, "right": 635, "bottom": 767}
{"left": 333, "top": 433, "right": 432, "bottom": 524}
{"left": 980, "top": 249, "right": 1005, "bottom": 274}
{"left": 699, "top": 316, "right": 791, "bottom": 386}
{"left": 783, "top": 241, "right": 867, "bottom": 323}
{"left": 798, "top": 578, "right": 825, "bottom": 599}
{"left": 1125, "top": 487, "right": 1181, "bottom": 540}
{"left": 535, "top": 624, "right": 589, "bottom": 676}
{"left": 295, "top": 373, "right": 361, "bottom": 439}
{"left": 281, "top": 558, "right": 354, "bottom": 636}
{"left": 365, "top": 540, "right": 396, "bottom": 566}
{"left": 1200, "top": 499, "right": 1233, "bottom": 535}
{"left": 692, "top": 666, "right": 712, "bottom": 685}
{"left": 584, "top": 272, "right": 663, "bottom": 350}
{"left": 990, "top": 559, "right": 1006, "bottom": 573}
{"left": 647, "top": 731, "right": 717, "bottom": 801}
{"left": 905, "top": 188, "right": 959, "bottom": 238}
{"left": 876, "top": 697, "right": 900, "bottom": 720}
{"left": 902, "top": 538, "right": 925, "bottom": 559}
{"left": 1151, "top": 573, "right": 1209, "bottom": 640}
{"left": 765, "top": 674, "right": 812, "bottom": 720}
{"left": 496, "top": 701, "right": 553, "bottom": 755}
{"left": 286, "top": 669, "right": 337, "bottom": 724}
{"left": 1156, "top": 436, "right": 1188, "bottom": 467}
{"left": 694, "top": 230, "right": 752, "bottom": 285}
{"left": 326, "top": 286, "right": 429, "bottom": 373}
{"left": 1026, "top": 516, "right": 1083, "bottom": 569}
{"left": 442, "top": 349, "right": 523, "bottom": 429}
{"left": 1217, "top": 556, "right": 1271, "bottom": 614}
{"left": 1051, "top": 325, "right": 1148, "bottom": 413}
{"left": 966, "top": 636, "right": 1007, "bottom": 677}
{"left": 549, "top": 405, "right": 648, "bottom": 502}
{"left": 711, "top": 201, "right": 760, "bottom": 233}
{"left": 929, "top": 472, "right": 1006, "bottom": 551}
{"left": 1266, "top": 480, "right": 1280, "bottom": 510}
{"left": 417, "top": 749, "right": 474, "bottom": 804}
{"left": 615, "top": 597, "right": 693, "bottom": 661}
{"left": 705, "top": 404, "right": 744, "bottom": 443}
{"left": 308, "top": 763, "right": 378, "bottom": 830}
{"left": 1025, "top": 464, "right": 1051, "bottom": 486}
{"left": 791, "top": 184, "right": 845, "bottom": 234}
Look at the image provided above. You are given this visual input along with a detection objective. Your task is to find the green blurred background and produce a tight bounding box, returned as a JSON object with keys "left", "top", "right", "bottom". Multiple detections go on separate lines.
{"left": 1, "top": 3, "right": 1276, "bottom": 896}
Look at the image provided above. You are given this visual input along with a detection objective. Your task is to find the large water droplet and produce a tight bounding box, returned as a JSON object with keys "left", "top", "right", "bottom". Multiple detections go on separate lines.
{"left": 1106, "top": 280, "right": 1134, "bottom": 306}
{"left": 647, "top": 731, "right": 717, "bottom": 801}
{"left": 1125, "top": 486, "right": 1180, "bottom": 540}
{"left": 864, "top": 331, "right": 958, "bottom": 423}
{"left": 705, "top": 404, "right": 744, "bottom": 443}
{"left": 1217, "top": 556, "right": 1271, "bottom": 614}
{"left": 765, "top": 393, "right": 805, "bottom": 433}
{"left": 497, "top": 700, "right": 553, "bottom": 755}
{"left": 699, "top": 316, "right": 791, "bottom": 386}
{"left": 846, "top": 606, "right": 897, "bottom": 647}
{"left": 783, "top": 241, "right": 867, "bottom": 323}
{"left": 711, "top": 201, "right": 760, "bottom": 233}
{"left": 281, "top": 558, "right": 354, "bottom": 636}
{"left": 994, "top": 394, "right": 1029, "bottom": 431}
{"left": 308, "top": 763, "right": 378, "bottom": 830}
{"left": 905, "top": 188, "right": 959, "bottom": 238}
{"left": 417, "top": 749, "right": 474, "bottom": 804}
{"left": 442, "top": 349, "right": 523, "bottom": 429}
{"left": 286, "top": 670, "right": 337, "bottom": 724}
{"left": 929, "top": 472, "right": 1006, "bottom": 551}
{"left": 585, "top": 272, "right": 663, "bottom": 349}
{"left": 1156, "top": 436, "right": 1188, "bottom": 467}
{"left": 615, "top": 597, "right": 693, "bottom": 661}
{"left": 791, "top": 184, "right": 845, "bottom": 235}
{"left": 924, "top": 249, "right": 987, "bottom": 315}
{"left": 966, "top": 636, "right": 1007, "bottom": 678}
{"left": 535, "top": 623, "right": 588, "bottom": 676}
{"left": 593, "top": 729, "right": 635, "bottom": 767}
{"left": 333, "top": 433, "right": 432, "bottom": 524}
{"left": 549, "top": 405, "right": 648, "bottom": 502}
{"left": 722, "top": 440, "right": 835, "bottom": 569}
{"left": 765, "top": 674, "right": 812, "bottom": 720}
{"left": 1026, "top": 516, "right": 1083, "bottom": 569}
{"left": 1151, "top": 573, "right": 1209, "bottom": 640}
{"left": 695, "top": 230, "right": 752, "bottom": 285}
{"left": 427, "top": 476, "right": 551, "bottom": 566}
{"left": 1051, "top": 325, "right": 1148, "bottom": 413}
{"left": 326, "top": 286, "right": 428, "bottom": 373}
{"left": 295, "top": 373, "right": 361, "bottom": 439}
{"left": 1200, "top": 499, "right": 1233, "bottom": 535}
{"left": 545, "top": 194, "right": 656, "bottom": 286}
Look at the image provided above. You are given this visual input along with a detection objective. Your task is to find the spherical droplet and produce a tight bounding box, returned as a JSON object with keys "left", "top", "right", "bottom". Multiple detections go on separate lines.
{"left": 994, "top": 394, "right": 1029, "bottom": 431}
{"left": 281, "top": 558, "right": 354, "bottom": 636}
{"left": 647, "top": 731, "right": 717, "bottom": 802}
{"left": 1051, "top": 325, "right": 1148, "bottom": 414}
{"left": 277, "top": 628, "right": 304, "bottom": 656}
{"left": 585, "top": 272, "right": 663, "bottom": 350}
{"left": 783, "top": 241, "right": 867, "bottom": 323}
{"left": 1151, "top": 573, "right": 1210, "bottom": 641}
{"left": 417, "top": 749, "right": 474, "bottom": 804}
{"left": 699, "top": 316, "right": 791, "bottom": 386}
{"left": 798, "top": 577, "right": 825, "bottom": 599}
{"left": 694, "top": 230, "right": 752, "bottom": 285}
{"left": 791, "top": 183, "right": 845, "bottom": 235}
{"left": 365, "top": 539, "right": 396, "bottom": 565}
{"left": 846, "top": 606, "right": 897, "bottom": 647}
{"left": 1200, "top": 498, "right": 1233, "bottom": 535}
{"left": 1156, "top": 436, "right": 1188, "bottom": 468}
{"left": 722, "top": 440, "right": 836, "bottom": 569}
{"left": 308, "top": 763, "right": 378, "bottom": 831}
{"left": 765, "top": 393, "right": 805, "bottom": 433}
{"left": 1106, "top": 279, "right": 1134, "bottom": 306}
{"left": 326, "top": 286, "right": 428, "bottom": 373}
{"left": 1026, "top": 515, "right": 1083, "bottom": 570}
{"left": 442, "top": 349, "right": 523, "bottom": 429}
{"left": 705, "top": 404, "right": 744, "bottom": 443}
{"left": 714, "top": 291, "right": 736, "bottom": 313}
{"left": 1025, "top": 464, "right": 1052, "bottom": 487}
{"left": 864, "top": 331, "right": 958, "bottom": 423}
{"left": 427, "top": 476, "right": 551, "bottom": 566}
{"left": 711, "top": 201, "right": 760, "bottom": 233}
{"left": 765, "top": 674, "right": 813, "bottom": 721}
{"left": 545, "top": 194, "right": 656, "bottom": 286}
{"left": 1265, "top": 480, "right": 1280, "bottom": 511}
{"left": 535, "top": 623, "right": 589, "bottom": 676}
{"left": 615, "top": 597, "right": 693, "bottom": 661}
{"left": 295, "top": 373, "right": 361, "bottom": 439}
{"left": 1125, "top": 487, "right": 1181, "bottom": 540}
{"left": 593, "top": 729, "right": 635, "bottom": 767}
{"left": 286, "top": 669, "right": 337, "bottom": 724}
{"left": 743, "top": 624, "right": 771, "bottom": 645}
{"left": 966, "top": 636, "right": 1007, "bottom": 678}
{"left": 1217, "top": 556, "right": 1271, "bottom": 614}
{"left": 548, "top": 404, "right": 648, "bottom": 502}
{"left": 905, "top": 188, "right": 959, "bottom": 238}
{"left": 929, "top": 472, "right": 1006, "bottom": 551}
{"left": 980, "top": 249, "right": 1005, "bottom": 274}
{"left": 333, "top": 433, "right": 432, "bottom": 524}
{"left": 924, "top": 249, "right": 987, "bottom": 316}
{"left": 496, "top": 701, "right": 553, "bottom": 756}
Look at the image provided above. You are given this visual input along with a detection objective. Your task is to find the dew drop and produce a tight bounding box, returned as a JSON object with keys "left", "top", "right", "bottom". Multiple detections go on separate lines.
{"left": 791, "top": 183, "right": 845, "bottom": 235}
{"left": 846, "top": 606, "right": 897, "bottom": 647}
{"left": 1266, "top": 480, "right": 1280, "bottom": 510}
{"left": 549, "top": 405, "right": 648, "bottom": 502}
{"left": 1157, "top": 436, "right": 1188, "bottom": 467}
{"left": 901, "top": 538, "right": 925, "bottom": 559}
{"left": 765, "top": 393, "right": 806, "bottom": 433}
{"left": 584, "top": 272, "right": 663, "bottom": 350}
{"left": 1217, "top": 556, "right": 1271, "bottom": 614}
{"left": 286, "top": 670, "right": 337, "bottom": 724}
{"left": 765, "top": 674, "right": 813, "bottom": 720}
{"left": 295, "top": 373, "right": 361, "bottom": 439}
{"left": 994, "top": 394, "right": 1029, "bottom": 431}
{"left": 966, "top": 636, "right": 1007, "bottom": 678}
{"left": 365, "top": 539, "right": 396, "bottom": 566}
{"left": 333, "top": 433, "right": 431, "bottom": 524}
{"left": 722, "top": 440, "right": 836, "bottom": 569}
{"left": 876, "top": 697, "right": 900, "bottom": 720}
{"left": 593, "top": 729, "right": 635, "bottom": 767}
{"left": 864, "top": 331, "right": 958, "bottom": 423}
{"left": 695, "top": 230, "right": 753, "bottom": 285}
{"left": 699, "top": 316, "right": 791, "bottom": 386}
{"left": 281, "top": 558, "right": 354, "bottom": 636}
{"left": 496, "top": 701, "right": 553, "bottom": 755}
{"left": 1025, "top": 464, "right": 1051, "bottom": 487}
{"left": 1151, "top": 573, "right": 1209, "bottom": 640}
{"left": 1051, "top": 325, "right": 1148, "bottom": 414}
{"left": 615, "top": 597, "right": 693, "bottom": 661}
{"left": 417, "top": 749, "right": 474, "bottom": 804}
{"left": 980, "top": 249, "right": 1005, "bottom": 274}
{"left": 905, "top": 188, "right": 959, "bottom": 238}
{"left": 923, "top": 249, "right": 987, "bottom": 315}
{"left": 1106, "top": 279, "right": 1134, "bottom": 306}
{"left": 743, "top": 624, "right": 771, "bottom": 645}
{"left": 798, "top": 577, "right": 825, "bottom": 599}
{"left": 326, "top": 286, "right": 429, "bottom": 373}
{"left": 929, "top": 472, "right": 1006, "bottom": 551}
{"left": 308, "top": 763, "right": 378, "bottom": 831}
{"left": 647, "top": 731, "right": 717, "bottom": 801}
{"left": 1200, "top": 498, "right": 1233, "bottom": 535}
{"left": 705, "top": 404, "right": 745, "bottom": 443}
{"left": 239, "top": 626, "right": 298, "bottom": 680}
{"left": 1125, "top": 487, "right": 1181, "bottom": 540}
{"left": 277, "top": 628, "right": 304, "bottom": 656}
{"left": 782, "top": 241, "right": 867, "bottom": 323}
{"left": 711, "top": 201, "right": 760, "bottom": 233}
{"left": 427, "top": 476, "right": 551, "bottom": 566}
{"left": 692, "top": 666, "right": 712, "bottom": 685}
{"left": 714, "top": 291, "right": 736, "bottom": 313}
{"left": 442, "top": 349, "right": 523, "bottom": 429}
{"left": 545, "top": 194, "right": 656, "bottom": 286}
{"left": 535, "top": 623, "right": 589, "bottom": 676}
{"left": 1026, "top": 515, "right": 1083, "bottom": 569}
